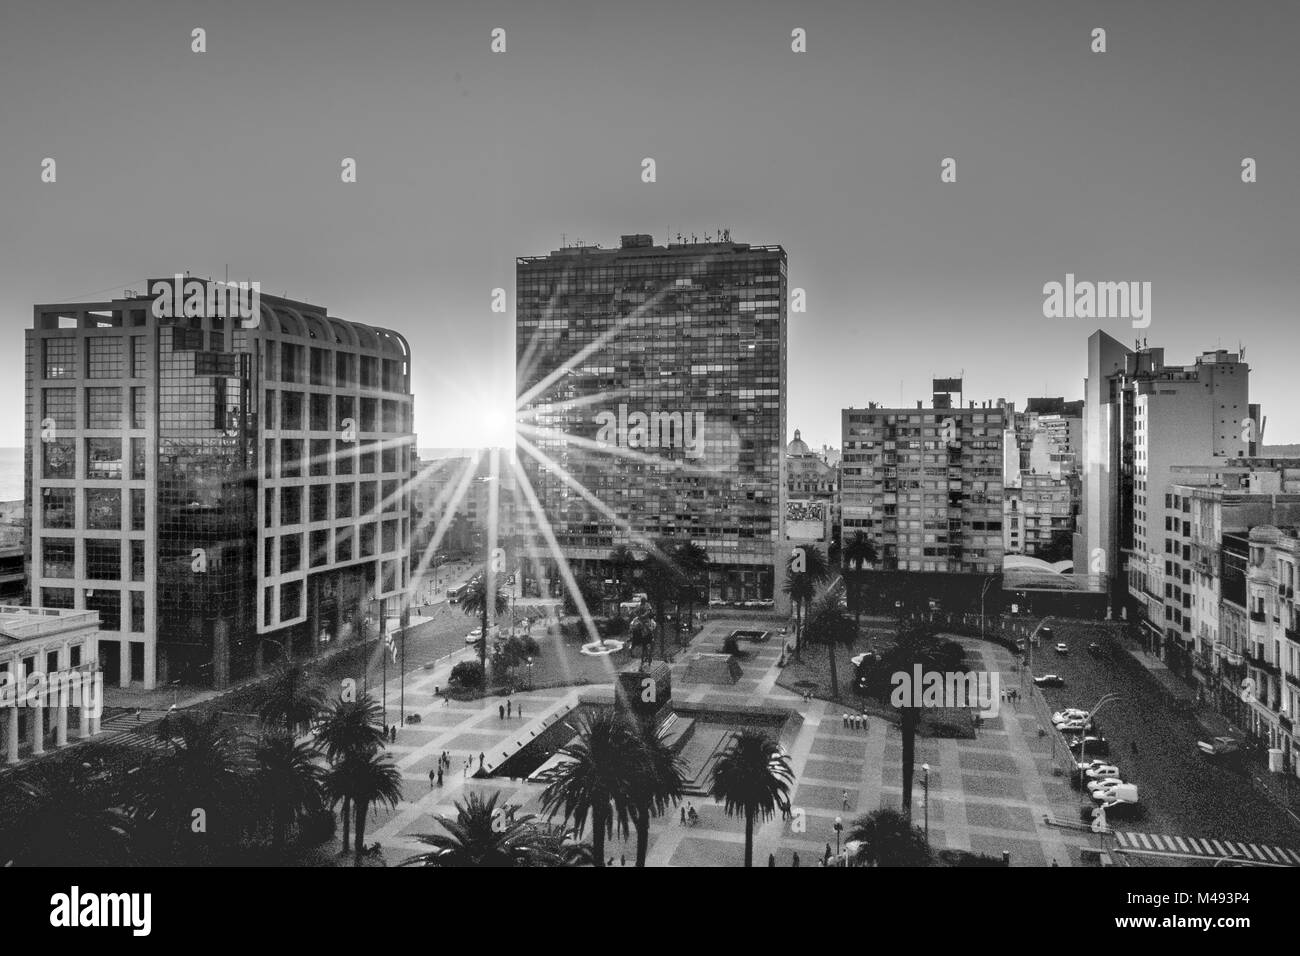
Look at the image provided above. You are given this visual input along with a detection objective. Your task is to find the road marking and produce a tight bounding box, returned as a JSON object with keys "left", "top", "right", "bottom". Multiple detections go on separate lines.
{"left": 1211, "top": 839, "right": 1228, "bottom": 855}
{"left": 1115, "top": 831, "right": 1299, "bottom": 865}
{"left": 1173, "top": 836, "right": 1189, "bottom": 853}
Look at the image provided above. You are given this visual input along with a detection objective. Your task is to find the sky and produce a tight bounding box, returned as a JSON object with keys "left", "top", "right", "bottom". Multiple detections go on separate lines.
{"left": 1, "top": 0, "right": 1297, "bottom": 451}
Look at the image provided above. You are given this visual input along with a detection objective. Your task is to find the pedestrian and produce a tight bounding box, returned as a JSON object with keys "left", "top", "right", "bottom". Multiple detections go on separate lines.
{"left": 842, "top": 712, "right": 848, "bottom": 729}
{"left": 437, "top": 767, "right": 443, "bottom": 787}
{"left": 842, "top": 789, "right": 849, "bottom": 810}
{"left": 507, "top": 700, "right": 512, "bottom": 718}
{"left": 478, "top": 751, "right": 485, "bottom": 771}
{"left": 768, "top": 853, "right": 776, "bottom": 867}
{"left": 680, "top": 806, "right": 686, "bottom": 825}
{"left": 824, "top": 843, "right": 832, "bottom": 864}
{"left": 792, "top": 851, "right": 800, "bottom": 868}
{"left": 429, "top": 769, "right": 436, "bottom": 789}
{"left": 518, "top": 703, "right": 523, "bottom": 718}
{"left": 499, "top": 704, "right": 505, "bottom": 720}
{"left": 620, "top": 854, "right": 626, "bottom": 867}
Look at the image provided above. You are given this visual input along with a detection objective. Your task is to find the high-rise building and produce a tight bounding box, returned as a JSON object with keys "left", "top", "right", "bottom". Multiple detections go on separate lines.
{"left": 26, "top": 280, "right": 414, "bottom": 689}
{"left": 841, "top": 391, "right": 1005, "bottom": 580}
{"left": 515, "top": 234, "right": 787, "bottom": 606}
{"left": 1077, "top": 333, "right": 1258, "bottom": 623}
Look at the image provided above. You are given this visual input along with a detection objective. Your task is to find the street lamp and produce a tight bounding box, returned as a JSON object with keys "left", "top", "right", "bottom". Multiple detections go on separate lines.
{"left": 833, "top": 816, "right": 843, "bottom": 865}
{"left": 920, "top": 763, "right": 931, "bottom": 845}
{"left": 526, "top": 656, "right": 534, "bottom": 690}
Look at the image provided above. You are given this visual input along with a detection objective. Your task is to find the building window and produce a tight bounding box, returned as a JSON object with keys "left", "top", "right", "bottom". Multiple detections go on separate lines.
{"left": 42, "top": 539, "right": 76, "bottom": 578}
{"left": 43, "top": 438, "right": 76, "bottom": 479}
{"left": 85, "top": 590, "right": 121, "bottom": 631}
{"left": 86, "top": 488, "right": 121, "bottom": 530}
{"left": 282, "top": 391, "right": 304, "bottom": 430}
{"left": 310, "top": 393, "right": 330, "bottom": 432}
{"left": 43, "top": 338, "right": 77, "bottom": 379}
{"left": 131, "top": 335, "right": 147, "bottom": 377}
{"left": 131, "top": 387, "right": 147, "bottom": 429}
{"left": 334, "top": 440, "right": 354, "bottom": 475}
{"left": 280, "top": 485, "right": 302, "bottom": 525}
{"left": 85, "top": 387, "right": 122, "bottom": 428}
{"left": 86, "top": 337, "right": 124, "bottom": 377}
{"left": 130, "top": 488, "right": 145, "bottom": 531}
{"left": 280, "top": 534, "right": 302, "bottom": 573}
{"left": 335, "top": 483, "right": 354, "bottom": 519}
{"left": 335, "top": 527, "right": 353, "bottom": 563}
{"left": 336, "top": 352, "right": 354, "bottom": 387}
{"left": 310, "top": 438, "right": 330, "bottom": 477}
{"left": 41, "top": 488, "right": 75, "bottom": 529}
{"left": 131, "top": 540, "right": 145, "bottom": 581}
{"left": 280, "top": 439, "right": 303, "bottom": 479}
{"left": 42, "top": 587, "right": 75, "bottom": 609}
{"left": 130, "top": 590, "right": 145, "bottom": 633}
{"left": 131, "top": 437, "right": 146, "bottom": 480}
{"left": 310, "top": 529, "right": 329, "bottom": 568}
{"left": 86, "top": 539, "right": 122, "bottom": 580}
{"left": 310, "top": 484, "right": 329, "bottom": 522}
{"left": 42, "top": 387, "right": 76, "bottom": 430}
{"left": 86, "top": 438, "right": 123, "bottom": 479}
{"left": 280, "top": 580, "right": 302, "bottom": 621}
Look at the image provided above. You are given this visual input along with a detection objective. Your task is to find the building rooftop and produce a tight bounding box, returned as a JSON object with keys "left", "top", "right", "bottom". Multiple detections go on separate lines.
{"left": 0, "top": 605, "right": 101, "bottom": 644}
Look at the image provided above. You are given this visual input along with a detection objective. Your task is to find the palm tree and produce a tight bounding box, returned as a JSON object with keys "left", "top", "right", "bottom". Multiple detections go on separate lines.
{"left": 858, "top": 624, "right": 953, "bottom": 818}
{"left": 326, "top": 749, "right": 403, "bottom": 863}
{"left": 258, "top": 663, "right": 326, "bottom": 737}
{"left": 0, "top": 753, "right": 136, "bottom": 866}
{"left": 401, "top": 791, "right": 582, "bottom": 867}
{"left": 608, "top": 544, "right": 638, "bottom": 599}
{"left": 135, "top": 712, "right": 253, "bottom": 864}
{"left": 642, "top": 540, "right": 686, "bottom": 660}
{"left": 539, "top": 710, "right": 641, "bottom": 867}
{"left": 803, "top": 587, "right": 859, "bottom": 700}
{"left": 314, "top": 695, "right": 385, "bottom": 852}
{"left": 708, "top": 729, "right": 794, "bottom": 867}
{"left": 842, "top": 532, "right": 879, "bottom": 629}
{"left": 631, "top": 724, "right": 686, "bottom": 866}
{"left": 785, "top": 544, "right": 829, "bottom": 660}
{"left": 253, "top": 731, "right": 326, "bottom": 857}
{"left": 674, "top": 541, "right": 710, "bottom": 633}
{"left": 460, "top": 571, "right": 510, "bottom": 668}
{"left": 846, "top": 807, "right": 932, "bottom": 867}
{"left": 782, "top": 573, "right": 814, "bottom": 660}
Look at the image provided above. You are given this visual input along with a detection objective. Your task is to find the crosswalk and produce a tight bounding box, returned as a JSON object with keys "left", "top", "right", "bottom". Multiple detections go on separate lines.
{"left": 1114, "top": 830, "right": 1300, "bottom": 864}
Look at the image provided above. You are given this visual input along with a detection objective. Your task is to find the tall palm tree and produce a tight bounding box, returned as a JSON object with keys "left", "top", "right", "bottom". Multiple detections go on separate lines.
{"left": 842, "top": 532, "right": 879, "bottom": 630}
{"left": 642, "top": 539, "right": 686, "bottom": 660}
{"left": 608, "top": 544, "right": 638, "bottom": 599}
{"left": 539, "top": 710, "right": 641, "bottom": 867}
{"left": 708, "top": 729, "right": 794, "bottom": 867}
{"left": 326, "top": 748, "right": 403, "bottom": 862}
{"left": 674, "top": 541, "right": 710, "bottom": 633}
{"left": 258, "top": 663, "right": 326, "bottom": 737}
{"left": 803, "top": 587, "right": 859, "bottom": 700}
{"left": 858, "top": 624, "right": 952, "bottom": 818}
{"left": 253, "top": 731, "right": 326, "bottom": 857}
{"left": 631, "top": 723, "right": 686, "bottom": 866}
{"left": 460, "top": 571, "right": 510, "bottom": 668}
{"left": 785, "top": 544, "right": 829, "bottom": 660}
{"left": 401, "top": 791, "right": 581, "bottom": 867}
{"left": 782, "top": 573, "right": 814, "bottom": 660}
{"left": 135, "top": 712, "right": 253, "bottom": 864}
{"left": 846, "top": 807, "right": 932, "bottom": 867}
{"left": 314, "top": 695, "right": 385, "bottom": 852}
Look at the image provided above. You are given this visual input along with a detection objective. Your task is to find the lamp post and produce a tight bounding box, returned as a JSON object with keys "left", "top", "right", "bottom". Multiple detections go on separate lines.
{"left": 1078, "top": 693, "right": 1124, "bottom": 812}
{"left": 833, "top": 816, "right": 843, "bottom": 866}
{"left": 526, "top": 656, "right": 534, "bottom": 690}
{"left": 920, "top": 763, "right": 931, "bottom": 845}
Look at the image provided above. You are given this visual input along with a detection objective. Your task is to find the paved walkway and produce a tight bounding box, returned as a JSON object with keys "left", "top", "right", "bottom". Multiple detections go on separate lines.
{"left": 355, "top": 621, "right": 1098, "bottom": 866}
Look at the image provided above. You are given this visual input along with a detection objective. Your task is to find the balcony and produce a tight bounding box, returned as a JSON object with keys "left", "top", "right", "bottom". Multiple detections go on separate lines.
{"left": 1248, "top": 652, "right": 1281, "bottom": 677}
{"left": 1287, "top": 671, "right": 1300, "bottom": 691}
{"left": 1250, "top": 610, "right": 1267, "bottom": 623}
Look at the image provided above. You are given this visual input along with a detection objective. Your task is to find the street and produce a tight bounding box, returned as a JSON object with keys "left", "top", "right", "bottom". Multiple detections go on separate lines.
{"left": 1028, "top": 619, "right": 1300, "bottom": 854}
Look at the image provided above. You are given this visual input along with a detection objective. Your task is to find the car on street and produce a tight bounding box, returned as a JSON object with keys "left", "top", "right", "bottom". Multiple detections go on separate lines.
{"left": 465, "top": 628, "right": 483, "bottom": 644}
{"left": 1087, "top": 642, "right": 1105, "bottom": 657}
{"left": 1057, "top": 720, "right": 1091, "bottom": 734}
{"left": 1034, "top": 674, "right": 1065, "bottom": 688}
{"left": 1055, "top": 708, "right": 1090, "bottom": 723}
{"left": 1038, "top": 626, "right": 1055, "bottom": 642}
{"left": 1054, "top": 642, "right": 1069, "bottom": 654}
{"left": 1085, "top": 764, "right": 1121, "bottom": 780}
{"left": 1068, "top": 735, "right": 1110, "bottom": 756}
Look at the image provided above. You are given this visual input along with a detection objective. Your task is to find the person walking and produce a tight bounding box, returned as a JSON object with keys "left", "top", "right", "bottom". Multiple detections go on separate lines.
{"left": 841, "top": 789, "right": 849, "bottom": 811}
{"left": 768, "top": 853, "right": 776, "bottom": 867}
{"left": 499, "top": 704, "right": 505, "bottom": 720}
{"left": 507, "top": 700, "right": 512, "bottom": 719}
{"left": 792, "top": 851, "right": 800, "bottom": 867}
{"left": 478, "top": 751, "right": 485, "bottom": 772}
{"left": 428, "top": 769, "right": 435, "bottom": 789}
{"left": 680, "top": 806, "right": 686, "bottom": 825}
{"left": 436, "top": 767, "right": 443, "bottom": 787}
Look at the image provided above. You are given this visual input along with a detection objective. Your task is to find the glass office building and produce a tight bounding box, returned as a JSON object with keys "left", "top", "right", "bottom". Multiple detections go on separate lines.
{"left": 515, "top": 235, "right": 787, "bottom": 604}
{"left": 25, "top": 282, "right": 413, "bottom": 689}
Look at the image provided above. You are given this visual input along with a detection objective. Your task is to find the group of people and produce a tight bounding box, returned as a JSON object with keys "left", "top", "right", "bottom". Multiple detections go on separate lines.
{"left": 679, "top": 803, "right": 699, "bottom": 827}
{"left": 497, "top": 698, "right": 523, "bottom": 720}
{"left": 840, "top": 711, "right": 868, "bottom": 730}
{"left": 380, "top": 724, "right": 398, "bottom": 743}
{"left": 427, "top": 751, "right": 454, "bottom": 788}
{"left": 1000, "top": 688, "right": 1021, "bottom": 704}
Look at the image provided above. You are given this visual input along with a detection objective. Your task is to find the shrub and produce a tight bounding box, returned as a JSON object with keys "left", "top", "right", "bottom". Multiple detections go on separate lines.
{"left": 600, "top": 615, "right": 628, "bottom": 637}
{"left": 508, "top": 634, "right": 541, "bottom": 657}
{"left": 450, "top": 660, "right": 485, "bottom": 688}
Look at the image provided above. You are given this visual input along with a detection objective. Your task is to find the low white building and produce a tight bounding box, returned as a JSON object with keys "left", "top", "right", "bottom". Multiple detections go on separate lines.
{"left": 1, "top": 605, "right": 102, "bottom": 764}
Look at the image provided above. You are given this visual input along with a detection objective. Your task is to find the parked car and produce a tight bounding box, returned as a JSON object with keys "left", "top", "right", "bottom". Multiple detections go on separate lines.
{"left": 1085, "top": 764, "right": 1120, "bottom": 780}
{"left": 1077, "top": 758, "right": 1113, "bottom": 774}
{"left": 1087, "top": 777, "right": 1125, "bottom": 794}
{"left": 1068, "top": 736, "right": 1110, "bottom": 756}
{"left": 1054, "top": 643, "right": 1069, "bottom": 655}
{"left": 1057, "top": 719, "right": 1090, "bottom": 733}
{"left": 465, "top": 628, "right": 483, "bottom": 644}
{"left": 1055, "top": 709, "right": 1090, "bottom": 723}
{"left": 1034, "top": 674, "right": 1065, "bottom": 688}
{"left": 1093, "top": 783, "right": 1138, "bottom": 804}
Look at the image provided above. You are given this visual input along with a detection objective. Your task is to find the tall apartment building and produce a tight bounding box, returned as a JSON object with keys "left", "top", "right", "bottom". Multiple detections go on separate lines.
{"left": 1004, "top": 472, "right": 1075, "bottom": 561}
{"left": 1076, "top": 333, "right": 1259, "bottom": 624}
{"left": 26, "top": 281, "right": 413, "bottom": 689}
{"left": 841, "top": 390, "right": 1005, "bottom": 582}
{"left": 515, "top": 235, "right": 787, "bottom": 605}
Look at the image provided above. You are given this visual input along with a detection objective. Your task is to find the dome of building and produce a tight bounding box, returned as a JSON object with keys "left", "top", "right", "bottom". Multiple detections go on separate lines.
{"left": 787, "top": 429, "right": 811, "bottom": 457}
